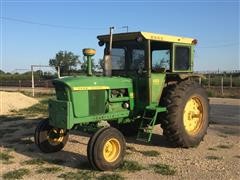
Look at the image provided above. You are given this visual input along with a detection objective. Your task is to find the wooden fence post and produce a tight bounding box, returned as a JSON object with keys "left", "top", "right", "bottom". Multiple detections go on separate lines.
{"left": 18, "top": 80, "right": 21, "bottom": 91}
{"left": 230, "top": 74, "right": 232, "bottom": 88}
{"left": 221, "top": 76, "right": 223, "bottom": 95}
{"left": 208, "top": 74, "right": 211, "bottom": 88}
{"left": 199, "top": 77, "right": 201, "bottom": 85}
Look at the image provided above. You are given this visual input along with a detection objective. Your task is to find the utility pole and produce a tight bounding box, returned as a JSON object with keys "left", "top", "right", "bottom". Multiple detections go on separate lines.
{"left": 31, "top": 65, "right": 35, "bottom": 97}
{"left": 122, "top": 26, "right": 128, "bottom": 32}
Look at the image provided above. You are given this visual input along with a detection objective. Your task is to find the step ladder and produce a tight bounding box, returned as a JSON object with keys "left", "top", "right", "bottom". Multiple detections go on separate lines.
{"left": 137, "top": 106, "right": 166, "bottom": 142}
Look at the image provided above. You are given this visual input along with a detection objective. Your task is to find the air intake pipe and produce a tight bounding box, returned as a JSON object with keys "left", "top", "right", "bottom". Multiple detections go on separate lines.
{"left": 82, "top": 48, "right": 96, "bottom": 76}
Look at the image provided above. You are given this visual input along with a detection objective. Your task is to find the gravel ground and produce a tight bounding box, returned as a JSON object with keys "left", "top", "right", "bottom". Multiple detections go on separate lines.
{"left": 0, "top": 98, "right": 239, "bottom": 179}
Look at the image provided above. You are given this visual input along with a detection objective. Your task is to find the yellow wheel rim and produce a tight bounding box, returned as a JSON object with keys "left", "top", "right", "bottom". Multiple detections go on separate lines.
{"left": 103, "top": 138, "right": 121, "bottom": 163}
{"left": 183, "top": 96, "right": 204, "bottom": 135}
{"left": 47, "top": 129, "right": 65, "bottom": 145}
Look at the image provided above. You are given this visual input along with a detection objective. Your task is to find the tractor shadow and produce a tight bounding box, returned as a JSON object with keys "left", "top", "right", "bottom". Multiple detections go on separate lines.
{"left": 125, "top": 134, "right": 173, "bottom": 148}
{"left": 0, "top": 115, "right": 92, "bottom": 170}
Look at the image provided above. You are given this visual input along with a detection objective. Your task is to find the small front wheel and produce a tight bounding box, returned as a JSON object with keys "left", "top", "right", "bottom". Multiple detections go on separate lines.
{"left": 34, "top": 119, "right": 69, "bottom": 153}
{"left": 87, "top": 127, "right": 126, "bottom": 171}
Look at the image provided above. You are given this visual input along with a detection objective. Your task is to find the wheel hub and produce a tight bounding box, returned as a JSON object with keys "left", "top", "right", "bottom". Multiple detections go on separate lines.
{"left": 47, "top": 129, "right": 65, "bottom": 145}
{"left": 183, "top": 97, "right": 203, "bottom": 135}
{"left": 103, "top": 138, "right": 120, "bottom": 163}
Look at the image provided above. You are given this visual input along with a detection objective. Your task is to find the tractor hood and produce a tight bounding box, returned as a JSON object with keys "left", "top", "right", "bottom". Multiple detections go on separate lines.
{"left": 52, "top": 76, "right": 133, "bottom": 91}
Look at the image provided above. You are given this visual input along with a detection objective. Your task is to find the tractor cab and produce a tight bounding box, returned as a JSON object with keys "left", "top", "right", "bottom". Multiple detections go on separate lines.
{"left": 98, "top": 32, "right": 197, "bottom": 109}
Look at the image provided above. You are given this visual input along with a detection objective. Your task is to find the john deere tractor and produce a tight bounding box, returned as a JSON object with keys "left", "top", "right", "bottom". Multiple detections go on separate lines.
{"left": 34, "top": 31, "right": 209, "bottom": 170}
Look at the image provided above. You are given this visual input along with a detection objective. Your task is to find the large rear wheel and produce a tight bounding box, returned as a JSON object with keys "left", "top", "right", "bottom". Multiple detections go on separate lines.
{"left": 161, "top": 80, "right": 209, "bottom": 147}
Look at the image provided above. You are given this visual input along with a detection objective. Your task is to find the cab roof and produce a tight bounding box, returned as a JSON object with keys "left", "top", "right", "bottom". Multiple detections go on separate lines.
{"left": 97, "top": 31, "right": 197, "bottom": 45}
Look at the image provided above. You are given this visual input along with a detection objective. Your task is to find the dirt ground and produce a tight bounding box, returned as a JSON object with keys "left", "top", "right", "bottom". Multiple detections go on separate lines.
{"left": 0, "top": 97, "right": 239, "bottom": 179}
{"left": 0, "top": 91, "right": 38, "bottom": 115}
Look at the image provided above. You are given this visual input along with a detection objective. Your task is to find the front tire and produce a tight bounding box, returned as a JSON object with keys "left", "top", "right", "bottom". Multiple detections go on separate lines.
{"left": 87, "top": 127, "right": 126, "bottom": 171}
{"left": 34, "top": 119, "right": 69, "bottom": 153}
{"left": 161, "top": 80, "right": 209, "bottom": 148}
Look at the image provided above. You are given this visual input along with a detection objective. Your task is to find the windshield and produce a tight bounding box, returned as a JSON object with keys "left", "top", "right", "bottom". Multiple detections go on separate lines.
{"left": 107, "top": 40, "right": 145, "bottom": 71}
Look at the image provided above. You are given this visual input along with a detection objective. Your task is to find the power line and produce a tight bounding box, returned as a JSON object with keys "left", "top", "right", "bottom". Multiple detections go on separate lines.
{"left": 2, "top": 0, "right": 239, "bottom": 3}
{"left": 0, "top": 16, "right": 106, "bottom": 30}
{"left": 1, "top": 17, "right": 131, "bottom": 32}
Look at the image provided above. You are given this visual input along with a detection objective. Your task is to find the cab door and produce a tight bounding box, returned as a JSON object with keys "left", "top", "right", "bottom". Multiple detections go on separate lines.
{"left": 150, "top": 49, "right": 170, "bottom": 105}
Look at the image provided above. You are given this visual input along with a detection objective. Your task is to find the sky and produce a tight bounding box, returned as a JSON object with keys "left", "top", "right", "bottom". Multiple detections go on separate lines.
{"left": 0, "top": 0, "right": 239, "bottom": 72}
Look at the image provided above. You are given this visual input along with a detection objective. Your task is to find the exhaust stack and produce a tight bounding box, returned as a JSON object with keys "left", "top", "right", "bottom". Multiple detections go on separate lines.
{"left": 104, "top": 26, "right": 114, "bottom": 76}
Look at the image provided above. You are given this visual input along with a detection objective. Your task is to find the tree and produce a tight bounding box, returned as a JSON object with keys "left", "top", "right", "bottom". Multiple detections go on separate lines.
{"left": 0, "top": 69, "right": 5, "bottom": 74}
{"left": 49, "top": 51, "right": 80, "bottom": 75}
{"left": 80, "top": 58, "right": 104, "bottom": 73}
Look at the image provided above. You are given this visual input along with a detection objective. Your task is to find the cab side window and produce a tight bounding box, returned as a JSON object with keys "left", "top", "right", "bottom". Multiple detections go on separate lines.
{"left": 131, "top": 49, "right": 145, "bottom": 70}
{"left": 152, "top": 50, "right": 170, "bottom": 72}
{"left": 174, "top": 46, "right": 190, "bottom": 71}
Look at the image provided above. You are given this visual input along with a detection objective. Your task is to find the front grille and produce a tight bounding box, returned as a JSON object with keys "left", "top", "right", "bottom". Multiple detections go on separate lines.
{"left": 88, "top": 90, "right": 105, "bottom": 115}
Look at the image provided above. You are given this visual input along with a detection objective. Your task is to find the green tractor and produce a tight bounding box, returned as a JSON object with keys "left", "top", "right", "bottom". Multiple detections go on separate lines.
{"left": 34, "top": 31, "right": 209, "bottom": 171}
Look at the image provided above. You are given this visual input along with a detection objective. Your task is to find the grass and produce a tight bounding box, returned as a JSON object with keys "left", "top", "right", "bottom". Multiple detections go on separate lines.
{"left": 222, "top": 130, "right": 239, "bottom": 135}
{"left": 19, "top": 138, "right": 34, "bottom": 145}
{"left": 58, "top": 170, "right": 96, "bottom": 180}
{"left": 27, "top": 147, "right": 36, "bottom": 152}
{"left": 206, "top": 155, "right": 223, "bottom": 160}
{"left": 36, "top": 167, "right": 62, "bottom": 174}
{"left": 78, "top": 161, "right": 92, "bottom": 170}
{"left": 126, "top": 146, "right": 137, "bottom": 152}
{"left": 126, "top": 146, "right": 160, "bottom": 157}
{"left": 7, "top": 138, "right": 34, "bottom": 145}
{"left": 47, "top": 158, "right": 66, "bottom": 165}
{"left": 17, "top": 99, "right": 48, "bottom": 116}
{"left": 206, "top": 87, "right": 240, "bottom": 99}
{"left": 7, "top": 138, "right": 21, "bottom": 144}
{"left": 21, "top": 158, "right": 45, "bottom": 165}
{"left": 97, "top": 173, "right": 124, "bottom": 180}
{"left": 151, "top": 163, "right": 176, "bottom": 175}
{"left": 118, "top": 160, "right": 145, "bottom": 172}
{"left": 218, "top": 134, "right": 228, "bottom": 138}
{"left": 2, "top": 160, "right": 15, "bottom": 165}
{"left": 0, "top": 115, "right": 25, "bottom": 123}
{"left": 69, "top": 139, "right": 80, "bottom": 144}
{"left": 216, "top": 144, "right": 233, "bottom": 149}
{"left": 17, "top": 122, "right": 36, "bottom": 129}
{"left": 3, "top": 168, "right": 30, "bottom": 179}
{"left": 208, "top": 147, "right": 217, "bottom": 151}
{"left": 0, "top": 128, "right": 19, "bottom": 139}
{"left": 0, "top": 152, "right": 14, "bottom": 161}
{"left": 20, "top": 91, "right": 55, "bottom": 99}
{"left": 140, "top": 150, "right": 160, "bottom": 157}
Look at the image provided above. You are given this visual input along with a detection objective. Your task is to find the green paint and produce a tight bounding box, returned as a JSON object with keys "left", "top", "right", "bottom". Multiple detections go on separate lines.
{"left": 72, "top": 91, "right": 89, "bottom": 117}
{"left": 89, "top": 90, "right": 105, "bottom": 115}
{"left": 48, "top": 32, "right": 197, "bottom": 139}
{"left": 151, "top": 73, "right": 166, "bottom": 104}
